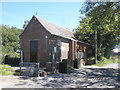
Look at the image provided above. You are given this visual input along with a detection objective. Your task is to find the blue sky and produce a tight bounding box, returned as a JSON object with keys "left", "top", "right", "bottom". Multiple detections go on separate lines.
{"left": 2, "top": 2, "right": 84, "bottom": 31}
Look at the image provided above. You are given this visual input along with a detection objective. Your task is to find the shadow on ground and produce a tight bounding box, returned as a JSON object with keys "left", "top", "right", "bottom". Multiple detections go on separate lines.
{"left": 14, "top": 68, "right": 120, "bottom": 88}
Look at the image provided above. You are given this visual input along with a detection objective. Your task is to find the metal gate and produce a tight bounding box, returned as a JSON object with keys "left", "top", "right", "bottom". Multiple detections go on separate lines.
{"left": 20, "top": 62, "right": 40, "bottom": 77}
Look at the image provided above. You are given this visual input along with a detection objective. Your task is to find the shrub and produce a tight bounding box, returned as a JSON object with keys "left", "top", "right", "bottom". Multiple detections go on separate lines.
{"left": 5, "top": 56, "right": 20, "bottom": 66}
{"left": 1, "top": 52, "right": 21, "bottom": 66}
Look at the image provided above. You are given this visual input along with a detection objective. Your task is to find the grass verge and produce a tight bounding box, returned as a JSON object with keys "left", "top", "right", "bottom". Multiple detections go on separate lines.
{"left": 0, "top": 64, "right": 15, "bottom": 75}
{"left": 93, "top": 55, "right": 119, "bottom": 67}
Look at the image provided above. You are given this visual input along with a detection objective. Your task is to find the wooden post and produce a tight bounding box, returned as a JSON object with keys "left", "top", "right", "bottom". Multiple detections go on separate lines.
{"left": 45, "top": 36, "right": 48, "bottom": 61}
{"left": 95, "top": 30, "right": 97, "bottom": 64}
{"left": 37, "top": 63, "right": 40, "bottom": 77}
{"left": 52, "top": 52, "right": 55, "bottom": 73}
{"left": 52, "top": 46, "right": 56, "bottom": 73}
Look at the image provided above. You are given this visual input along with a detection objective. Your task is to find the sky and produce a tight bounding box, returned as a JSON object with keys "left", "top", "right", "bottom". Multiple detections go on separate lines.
{"left": 1, "top": 2, "right": 85, "bottom": 31}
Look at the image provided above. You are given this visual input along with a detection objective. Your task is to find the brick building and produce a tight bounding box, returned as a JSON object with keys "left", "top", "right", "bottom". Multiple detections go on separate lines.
{"left": 19, "top": 16, "right": 89, "bottom": 67}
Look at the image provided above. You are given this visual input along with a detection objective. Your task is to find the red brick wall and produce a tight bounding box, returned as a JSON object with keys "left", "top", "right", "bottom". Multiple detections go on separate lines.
{"left": 20, "top": 17, "right": 51, "bottom": 67}
{"left": 50, "top": 35, "right": 70, "bottom": 61}
{"left": 69, "top": 40, "right": 77, "bottom": 60}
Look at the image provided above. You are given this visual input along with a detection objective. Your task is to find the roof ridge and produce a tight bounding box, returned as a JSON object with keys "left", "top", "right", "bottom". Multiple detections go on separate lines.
{"left": 34, "top": 15, "right": 75, "bottom": 40}
{"left": 35, "top": 16, "right": 73, "bottom": 33}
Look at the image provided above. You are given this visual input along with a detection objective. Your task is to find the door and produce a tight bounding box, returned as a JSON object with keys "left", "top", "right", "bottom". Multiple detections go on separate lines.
{"left": 30, "top": 40, "right": 38, "bottom": 62}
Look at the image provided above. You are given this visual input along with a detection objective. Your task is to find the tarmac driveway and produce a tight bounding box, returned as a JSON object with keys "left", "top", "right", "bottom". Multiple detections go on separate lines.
{"left": 0, "top": 64, "right": 120, "bottom": 88}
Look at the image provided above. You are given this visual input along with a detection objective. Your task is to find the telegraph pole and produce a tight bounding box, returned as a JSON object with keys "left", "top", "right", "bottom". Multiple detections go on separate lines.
{"left": 35, "top": 12, "right": 38, "bottom": 16}
{"left": 95, "top": 30, "right": 97, "bottom": 64}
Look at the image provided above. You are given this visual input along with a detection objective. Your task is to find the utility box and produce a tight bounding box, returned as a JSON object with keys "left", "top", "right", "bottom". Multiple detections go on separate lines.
{"left": 59, "top": 59, "right": 68, "bottom": 73}
{"left": 74, "top": 59, "right": 80, "bottom": 69}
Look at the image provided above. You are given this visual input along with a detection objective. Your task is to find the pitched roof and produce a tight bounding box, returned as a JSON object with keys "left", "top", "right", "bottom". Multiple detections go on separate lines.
{"left": 20, "top": 16, "right": 89, "bottom": 45}
{"left": 35, "top": 16, "right": 75, "bottom": 40}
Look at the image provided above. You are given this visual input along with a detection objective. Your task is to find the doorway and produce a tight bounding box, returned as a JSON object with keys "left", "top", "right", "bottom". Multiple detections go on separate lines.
{"left": 30, "top": 40, "right": 38, "bottom": 62}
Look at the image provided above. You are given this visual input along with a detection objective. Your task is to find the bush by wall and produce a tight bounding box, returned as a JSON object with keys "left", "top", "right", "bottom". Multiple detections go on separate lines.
{"left": 4, "top": 55, "right": 20, "bottom": 66}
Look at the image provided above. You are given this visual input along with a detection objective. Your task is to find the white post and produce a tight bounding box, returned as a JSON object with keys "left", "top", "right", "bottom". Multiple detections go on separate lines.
{"left": 20, "top": 50, "right": 23, "bottom": 75}
{"left": 21, "top": 50, "right": 23, "bottom": 63}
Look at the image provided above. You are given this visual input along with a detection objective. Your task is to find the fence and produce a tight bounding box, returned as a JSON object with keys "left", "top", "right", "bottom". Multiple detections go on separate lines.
{"left": 19, "top": 62, "right": 40, "bottom": 77}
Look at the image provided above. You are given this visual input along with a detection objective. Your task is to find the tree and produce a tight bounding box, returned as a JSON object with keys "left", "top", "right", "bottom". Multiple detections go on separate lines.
{"left": 1, "top": 25, "right": 22, "bottom": 53}
{"left": 75, "top": 2, "right": 120, "bottom": 60}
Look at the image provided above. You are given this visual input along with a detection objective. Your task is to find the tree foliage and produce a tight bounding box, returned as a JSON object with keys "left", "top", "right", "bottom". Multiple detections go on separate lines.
{"left": 75, "top": 2, "right": 120, "bottom": 60}
{"left": 1, "top": 25, "right": 22, "bottom": 54}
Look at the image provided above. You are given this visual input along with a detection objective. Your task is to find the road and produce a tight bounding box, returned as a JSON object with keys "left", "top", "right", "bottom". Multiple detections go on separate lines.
{"left": 0, "top": 64, "right": 120, "bottom": 89}
{"left": 83, "top": 63, "right": 120, "bottom": 69}
{"left": 104, "top": 63, "right": 119, "bottom": 68}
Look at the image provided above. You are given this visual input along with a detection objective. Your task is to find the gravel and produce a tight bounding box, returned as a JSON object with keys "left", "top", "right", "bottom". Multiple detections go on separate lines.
{"left": 0, "top": 64, "right": 120, "bottom": 88}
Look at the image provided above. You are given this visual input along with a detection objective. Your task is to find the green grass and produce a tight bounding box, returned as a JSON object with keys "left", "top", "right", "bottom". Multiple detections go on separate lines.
{"left": 0, "top": 64, "right": 15, "bottom": 75}
{"left": 93, "top": 56, "right": 119, "bottom": 67}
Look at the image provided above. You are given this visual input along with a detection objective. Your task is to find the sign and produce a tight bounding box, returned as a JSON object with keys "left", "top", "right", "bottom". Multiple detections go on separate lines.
{"left": 54, "top": 47, "right": 57, "bottom": 53}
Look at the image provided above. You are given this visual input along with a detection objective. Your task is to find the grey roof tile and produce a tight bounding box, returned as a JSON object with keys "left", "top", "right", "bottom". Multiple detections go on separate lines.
{"left": 35, "top": 16, "right": 75, "bottom": 40}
